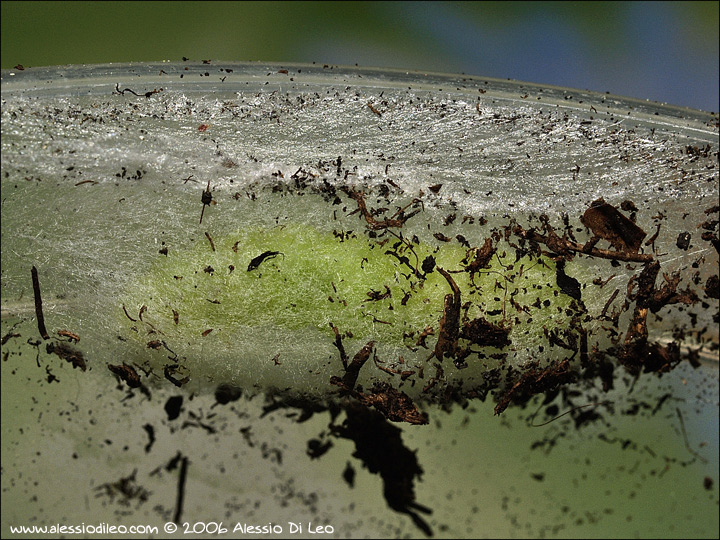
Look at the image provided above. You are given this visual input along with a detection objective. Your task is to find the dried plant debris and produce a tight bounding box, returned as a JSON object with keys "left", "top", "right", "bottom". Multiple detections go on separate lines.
{"left": 330, "top": 338, "right": 428, "bottom": 425}
{"left": 581, "top": 198, "right": 647, "bottom": 253}
{"left": 100, "top": 176, "right": 717, "bottom": 424}
{"left": 108, "top": 363, "right": 151, "bottom": 398}
{"left": 46, "top": 341, "right": 86, "bottom": 371}
{"left": 95, "top": 469, "right": 150, "bottom": 508}
{"left": 164, "top": 395, "right": 184, "bottom": 420}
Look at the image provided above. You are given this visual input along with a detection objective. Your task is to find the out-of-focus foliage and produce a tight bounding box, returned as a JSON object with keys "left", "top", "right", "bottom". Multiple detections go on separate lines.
{"left": 1, "top": 1, "right": 718, "bottom": 110}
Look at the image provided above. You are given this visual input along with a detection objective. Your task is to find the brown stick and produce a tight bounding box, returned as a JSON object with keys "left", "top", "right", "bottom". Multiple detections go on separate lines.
{"left": 518, "top": 228, "right": 654, "bottom": 263}
{"left": 31, "top": 266, "right": 50, "bottom": 340}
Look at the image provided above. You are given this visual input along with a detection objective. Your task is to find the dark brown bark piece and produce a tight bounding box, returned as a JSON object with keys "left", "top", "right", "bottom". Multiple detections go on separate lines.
{"left": 432, "top": 268, "right": 461, "bottom": 361}
{"left": 47, "top": 342, "right": 86, "bottom": 371}
{"left": 361, "top": 382, "right": 428, "bottom": 425}
{"left": 581, "top": 198, "right": 646, "bottom": 253}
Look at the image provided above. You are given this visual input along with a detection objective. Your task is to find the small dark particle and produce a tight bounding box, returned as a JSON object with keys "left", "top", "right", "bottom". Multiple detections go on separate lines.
{"left": 307, "top": 438, "right": 333, "bottom": 459}
{"left": 95, "top": 469, "right": 150, "bottom": 506}
{"left": 172, "top": 309, "right": 179, "bottom": 325}
{"left": 342, "top": 462, "right": 356, "bottom": 488}
{"left": 146, "top": 340, "right": 163, "bottom": 349}
{"left": 1, "top": 330, "right": 21, "bottom": 346}
{"left": 620, "top": 200, "right": 638, "bottom": 213}
{"left": 347, "top": 190, "right": 420, "bottom": 230}
{"left": 143, "top": 424, "right": 155, "bottom": 453}
{"left": 47, "top": 342, "right": 86, "bottom": 371}
{"left": 455, "top": 234, "right": 471, "bottom": 248}
{"left": 421, "top": 255, "right": 436, "bottom": 274}
{"left": 531, "top": 473, "right": 545, "bottom": 482}
{"left": 705, "top": 275, "right": 719, "bottom": 299}
{"left": 201, "top": 328, "right": 213, "bottom": 337}
{"left": 165, "top": 395, "right": 183, "bottom": 420}
{"left": 215, "top": 383, "right": 242, "bottom": 405}
{"left": 247, "top": 251, "right": 283, "bottom": 271}
{"left": 198, "top": 124, "right": 209, "bottom": 132}
{"left": 686, "top": 144, "right": 712, "bottom": 158}
{"left": 14, "top": 64, "right": 25, "bottom": 70}
{"left": 367, "top": 285, "right": 391, "bottom": 301}
{"left": 45, "top": 366, "right": 58, "bottom": 384}
{"left": 428, "top": 184, "right": 443, "bottom": 194}
{"left": 367, "top": 102, "right": 382, "bottom": 117}
{"left": 676, "top": 232, "right": 691, "bottom": 251}
{"left": 164, "top": 364, "right": 190, "bottom": 387}
{"left": 108, "top": 363, "right": 142, "bottom": 388}
{"left": 463, "top": 238, "right": 496, "bottom": 275}
{"left": 704, "top": 477, "right": 714, "bottom": 490}
{"left": 200, "top": 179, "right": 213, "bottom": 224}
{"left": 461, "top": 317, "right": 510, "bottom": 349}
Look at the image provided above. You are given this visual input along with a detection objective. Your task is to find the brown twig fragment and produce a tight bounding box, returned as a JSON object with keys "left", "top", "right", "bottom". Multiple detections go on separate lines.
{"left": 347, "top": 190, "right": 420, "bottom": 230}
{"left": 514, "top": 225, "right": 654, "bottom": 263}
{"left": 204, "top": 231, "right": 216, "bottom": 252}
{"left": 431, "top": 268, "right": 461, "bottom": 363}
{"left": 367, "top": 102, "right": 382, "bottom": 117}
{"left": 330, "top": 323, "right": 348, "bottom": 370}
{"left": 343, "top": 341, "right": 376, "bottom": 390}
{"left": 31, "top": 266, "right": 50, "bottom": 340}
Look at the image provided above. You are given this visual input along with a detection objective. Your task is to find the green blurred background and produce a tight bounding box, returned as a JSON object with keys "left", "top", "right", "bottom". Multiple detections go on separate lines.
{"left": 1, "top": 1, "right": 718, "bottom": 111}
